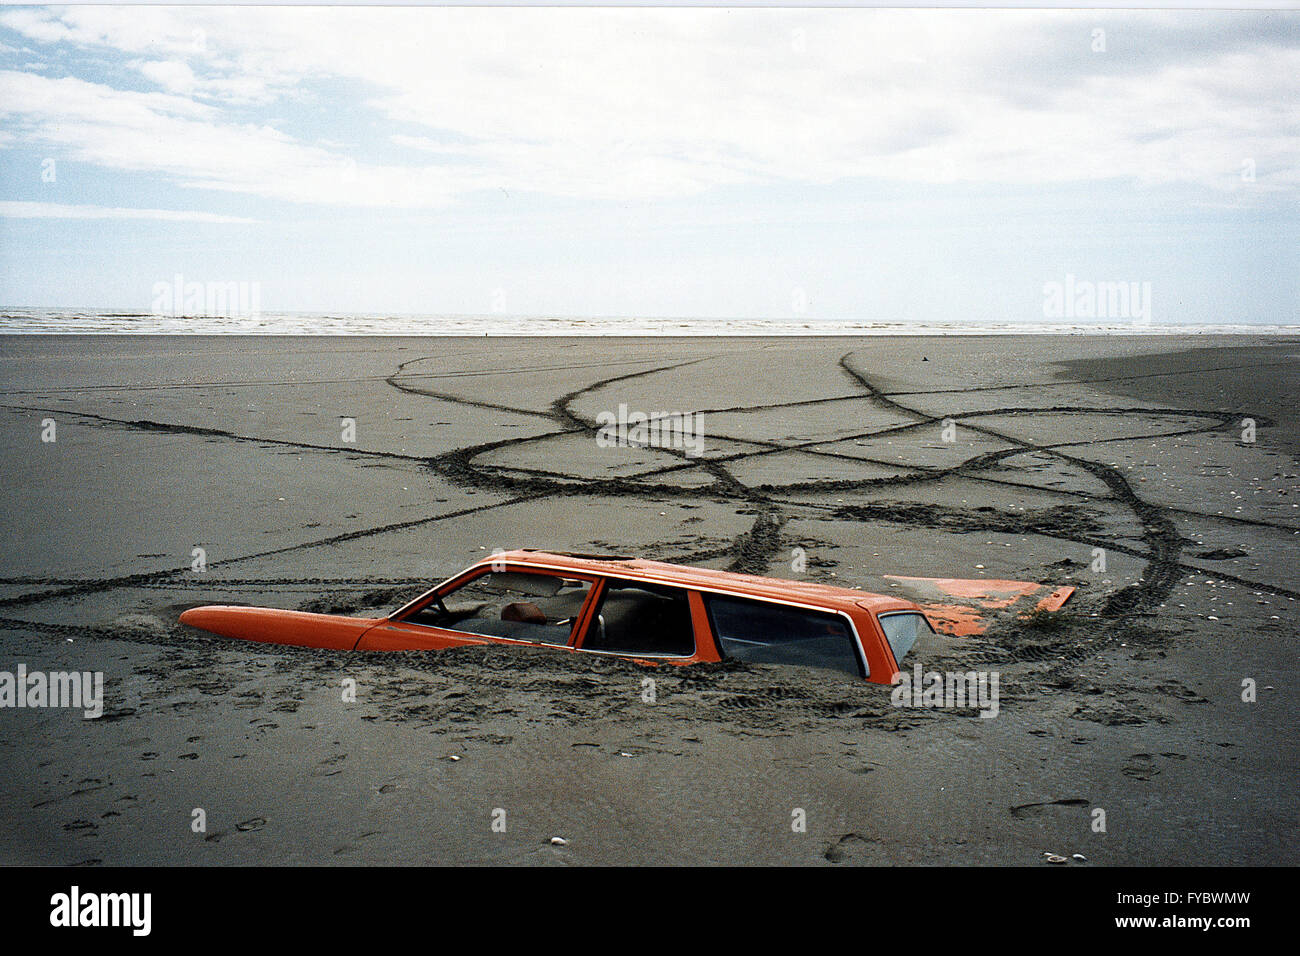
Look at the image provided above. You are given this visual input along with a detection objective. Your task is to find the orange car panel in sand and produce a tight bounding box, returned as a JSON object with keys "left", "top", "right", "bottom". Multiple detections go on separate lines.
{"left": 178, "top": 605, "right": 385, "bottom": 650}
{"left": 882, "top": 575, "right": 1077, "bottom": 636}
{"left": 179, "top": 550, "right": 1074, "bottom": 684}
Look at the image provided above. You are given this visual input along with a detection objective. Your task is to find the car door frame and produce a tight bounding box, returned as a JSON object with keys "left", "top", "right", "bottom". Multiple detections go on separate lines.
{"left": 569, "top": 576, "right": 715, "bottom": 662}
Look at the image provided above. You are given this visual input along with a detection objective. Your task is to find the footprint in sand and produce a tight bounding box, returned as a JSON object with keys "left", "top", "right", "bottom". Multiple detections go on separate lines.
{"left": 824, "top": 832, "right": 881, "bottom": 863}
{"left": 314, "top": 754, "right": 347, "bottom": 777}
{"left": 1122, "top": 753, "right": 1160, "bottom": 780}
{"left": 1009, "top": 798, "right": 1090, "bottom": 819}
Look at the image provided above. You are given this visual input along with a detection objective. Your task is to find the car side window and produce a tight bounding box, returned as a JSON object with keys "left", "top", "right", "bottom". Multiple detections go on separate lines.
{"left": 704, "top": 594, "right": 865, "bottom": 678}
{"left": 406, "top": 571, "right": 591, "bottom": 646}
{"left": 877, "top": 612, "right": 933, "bottom": 666}
{"left": 583, "top": 579, "right": 695, "bottom": 657}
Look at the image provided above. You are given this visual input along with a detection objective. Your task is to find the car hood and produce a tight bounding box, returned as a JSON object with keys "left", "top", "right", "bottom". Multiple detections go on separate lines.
{"left": 179, "top": 605, "right": 385, "bottom": 650}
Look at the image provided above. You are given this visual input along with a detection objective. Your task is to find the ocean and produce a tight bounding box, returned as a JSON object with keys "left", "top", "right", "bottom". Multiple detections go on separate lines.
{"left": 1, "top": 307, "right": 1295, "bottom": 336}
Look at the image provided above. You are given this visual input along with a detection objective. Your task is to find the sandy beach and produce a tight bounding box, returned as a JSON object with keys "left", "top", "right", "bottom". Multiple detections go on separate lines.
{"left": 0, "top": 333, "right": 1295, "bottom": 865}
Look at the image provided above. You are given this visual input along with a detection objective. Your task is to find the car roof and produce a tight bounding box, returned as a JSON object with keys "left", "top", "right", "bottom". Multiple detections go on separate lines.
{"left": 485, "top": 549, "right": 920, "bottom": 617}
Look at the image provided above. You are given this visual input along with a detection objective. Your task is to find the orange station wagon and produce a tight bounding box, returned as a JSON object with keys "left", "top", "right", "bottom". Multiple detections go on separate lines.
{"left": 180, "top": 549, "right": 939, "bottom": 683}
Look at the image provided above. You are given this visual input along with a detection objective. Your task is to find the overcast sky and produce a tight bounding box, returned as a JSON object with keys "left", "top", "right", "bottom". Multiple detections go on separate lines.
{"left": 0, "top": 5, "right": 1296, "bottom": 323}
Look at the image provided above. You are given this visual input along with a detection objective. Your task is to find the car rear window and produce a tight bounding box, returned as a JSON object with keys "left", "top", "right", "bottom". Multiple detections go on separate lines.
{"left": 877, "top": 612, "right": 933, "bottom": 665}
{"left": 704, "top": 594, "right": 864, "bottom": 678}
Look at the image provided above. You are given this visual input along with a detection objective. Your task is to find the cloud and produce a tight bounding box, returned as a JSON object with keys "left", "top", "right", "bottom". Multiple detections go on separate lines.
{"left": 131, "top": 59, "right": 196, "bottom": 96}
{"left": 0, "top": 70, "right": 468, "bottom": 208}
{"left": 0, "top": 200, "right": 255, "bottom": 223}
{"left": 1, "top": 7, "right": 1296, "bottom": 207}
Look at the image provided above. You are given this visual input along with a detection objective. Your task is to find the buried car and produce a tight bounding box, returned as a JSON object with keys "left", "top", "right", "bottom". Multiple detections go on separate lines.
{"left": 179, "top": 550, "right": 1072, "bottom": 682}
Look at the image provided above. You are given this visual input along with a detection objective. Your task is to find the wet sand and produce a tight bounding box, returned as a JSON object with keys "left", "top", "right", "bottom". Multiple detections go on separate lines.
{"left": 0, "top": 333, "right": 1296, "bottom": 865}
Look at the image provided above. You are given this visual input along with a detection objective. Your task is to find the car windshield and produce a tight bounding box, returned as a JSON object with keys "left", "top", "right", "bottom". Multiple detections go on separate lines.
{"left": 877, "top": 612, "right": 934, "bottom": 665}
{"left": 404, "top": 570, "right": 591, "bottom": 645}
{"left": 473, "top": 571, "right": 562, "bottom": 598}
